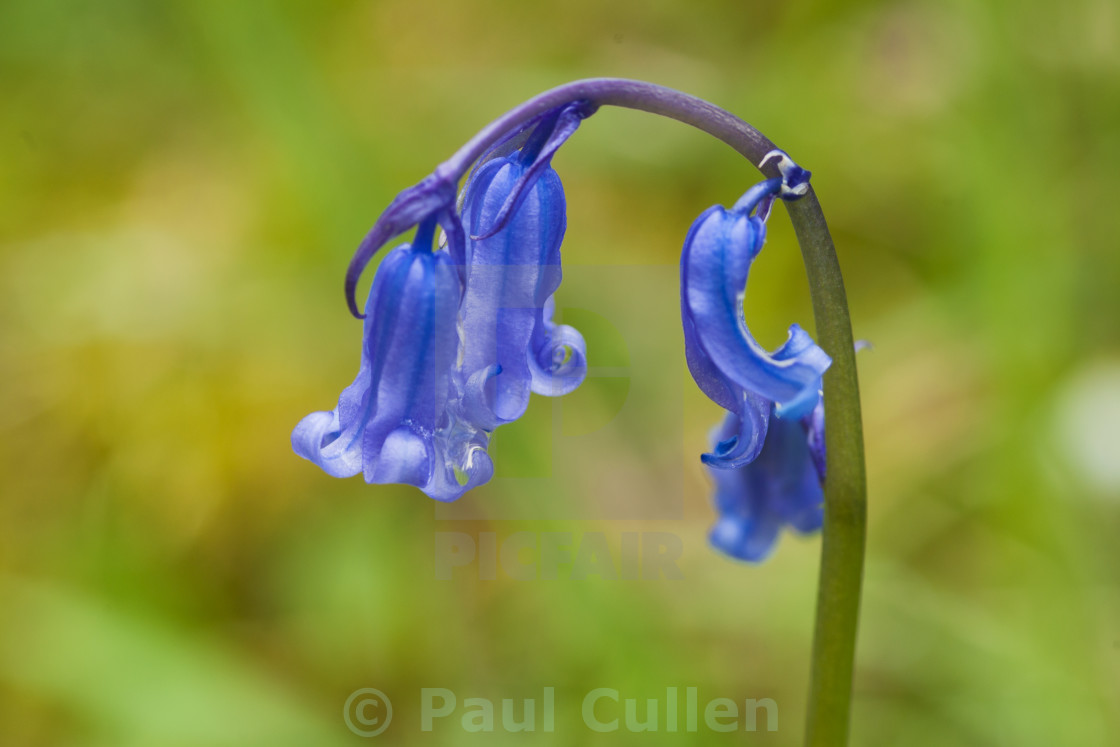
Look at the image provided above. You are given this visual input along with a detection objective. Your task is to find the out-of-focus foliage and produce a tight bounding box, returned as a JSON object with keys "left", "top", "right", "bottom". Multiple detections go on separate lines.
{"left": 2, "top": 1, "right": 1118, "bottom": 745}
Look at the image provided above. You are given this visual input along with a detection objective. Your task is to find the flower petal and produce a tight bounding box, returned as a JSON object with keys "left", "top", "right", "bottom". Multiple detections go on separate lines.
{"left": 291, "top": 409, "right": 363, "bottom": 478}
{"left": 709, "top": 513, "right": 782, "bottom": 563}
{"left": 356, "top": 245, "right": 461, "bottom": 486}
{"left": 293, "top": 236, "right": 464, "bottom": 492}
{"left": 369, "top": 426, "right": 434, "bottom": 486}
{"left": 705, "top": 405, "right": 824, "bottom": 562}
{"left": 701, "top": 390, "right": 770, "bottom": 469}
{"left": 422, "top": 411, "right": 496, "bottom": 502}
{"left": 472, "top": 101, "right": 594, "bottom": 240}
{"left": 681, "top": 201, "right": 830, "bottom": 419}
{"left": 458, "top": 153, "right": 574, "bottom": 421}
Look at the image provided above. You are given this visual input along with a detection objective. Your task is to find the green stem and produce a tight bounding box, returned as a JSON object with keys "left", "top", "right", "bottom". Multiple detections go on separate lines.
{"left": 787, "top": 192, "right": 867, "bottom": 747}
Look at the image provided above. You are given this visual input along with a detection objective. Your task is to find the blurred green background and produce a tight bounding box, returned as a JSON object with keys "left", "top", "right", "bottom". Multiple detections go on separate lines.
{"left": 2, "top": 0, "right": 1118, "bottom": 744}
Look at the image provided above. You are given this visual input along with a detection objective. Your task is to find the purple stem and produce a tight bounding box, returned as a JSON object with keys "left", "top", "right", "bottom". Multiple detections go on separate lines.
{"left": 436, "top": 78, "right": 781, "bottom": 183}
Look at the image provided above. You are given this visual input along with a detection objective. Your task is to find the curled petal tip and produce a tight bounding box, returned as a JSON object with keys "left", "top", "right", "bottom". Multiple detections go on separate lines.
{"left": 701, "top": 398, "right": 769, "bottom": 470}
{"left": 529, "top": 298, "right": 587, "bottom": 397}
{"left": 344, "top": 266, "right": 367, "bottom": 319}
{"left": 291, "top": 410, "right": 363, "bottom": 478}
{"left": 529, "top": 323, "right": 587, "bottom": 396}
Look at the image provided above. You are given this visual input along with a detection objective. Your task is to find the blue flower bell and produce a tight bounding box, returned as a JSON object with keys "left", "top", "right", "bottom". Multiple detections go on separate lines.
{"left": 680, "top": 154, "right": 831, "bottom": 560}
{"left": 456, "top": 106, "right": 589, "bottom": 427}
{"left": 292, "top": 217, "right": 477, "bottom": 499}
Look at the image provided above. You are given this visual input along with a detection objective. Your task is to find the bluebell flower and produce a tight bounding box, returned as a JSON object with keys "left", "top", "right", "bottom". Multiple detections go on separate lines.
{"left": 681, "top": 169, "right": 830, "bottom": 475}
{"left": 681, "top": 175, "right": 830, "bottom": 428}
{"left": 707, "top": 401, "right": 825, "bottom": 562}
{"left": 292, "top": 217, "right": 493, "bottom": 501}
{"left": 681, "top": 153, "right": 830, "bottom": 559}
{"left": 456, "top": 105, "right": 589, "bottom": 427}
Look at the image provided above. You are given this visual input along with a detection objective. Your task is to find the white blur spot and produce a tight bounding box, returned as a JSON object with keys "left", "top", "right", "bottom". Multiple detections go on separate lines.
{"left": 1054, "top": 359, "right": 1120, "bottom": 496}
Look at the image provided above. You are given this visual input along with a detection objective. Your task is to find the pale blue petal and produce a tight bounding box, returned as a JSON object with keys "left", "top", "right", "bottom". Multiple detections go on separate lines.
{"left": 681, "top": 205, "right": 830, "bottom": 415}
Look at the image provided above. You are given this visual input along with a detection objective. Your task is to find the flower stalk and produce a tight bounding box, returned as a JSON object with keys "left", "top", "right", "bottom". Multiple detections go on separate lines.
{"left": 787, "top": 192, "right": 866, "bottom": 747}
